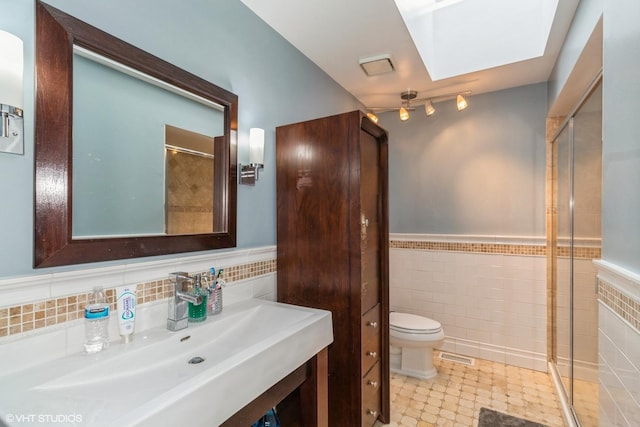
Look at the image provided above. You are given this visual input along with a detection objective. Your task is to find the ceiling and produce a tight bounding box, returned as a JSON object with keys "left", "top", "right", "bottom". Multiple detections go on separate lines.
{"left": 240, "top": 0, "right": 579, "bottom": 110}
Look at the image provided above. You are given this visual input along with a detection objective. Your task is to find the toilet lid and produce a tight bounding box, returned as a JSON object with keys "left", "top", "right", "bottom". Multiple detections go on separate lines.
{"left": 390, "top": 312, "right": 441, "bottom": 333}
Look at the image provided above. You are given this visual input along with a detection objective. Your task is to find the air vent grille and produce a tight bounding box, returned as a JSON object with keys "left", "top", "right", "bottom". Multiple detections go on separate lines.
{"left": 439, "top": 352, "right": 475, "bottom": 366}
{"left": 358, "top": 54, "right": 395, "bottom": 76}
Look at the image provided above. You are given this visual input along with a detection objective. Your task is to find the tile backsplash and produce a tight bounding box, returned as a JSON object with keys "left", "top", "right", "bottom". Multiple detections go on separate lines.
{"left": 0, "top": 258, "right": 276, "bottom": 339}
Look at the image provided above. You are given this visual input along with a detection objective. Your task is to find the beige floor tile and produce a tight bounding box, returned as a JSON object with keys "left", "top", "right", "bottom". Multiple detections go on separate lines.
{"left": 376, "top": 354, "right": 568, "bottom": 427}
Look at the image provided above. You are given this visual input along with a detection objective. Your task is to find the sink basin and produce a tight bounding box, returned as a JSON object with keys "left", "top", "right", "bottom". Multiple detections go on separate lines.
{"left": 0, "top": 298, "right": 333, "bottom": 426}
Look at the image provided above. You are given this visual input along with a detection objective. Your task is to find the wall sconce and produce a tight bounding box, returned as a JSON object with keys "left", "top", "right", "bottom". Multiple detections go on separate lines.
{"left": 239, "top": 128, "right": 265, "bottom": 185}
{"left": 0, "top": 30, "right": 24, "bottom": 155}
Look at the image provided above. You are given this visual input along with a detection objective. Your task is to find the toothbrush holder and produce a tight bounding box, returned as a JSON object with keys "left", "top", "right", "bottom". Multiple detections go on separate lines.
{"left": 208, "top": 287, "right": 223, "bottom": 315}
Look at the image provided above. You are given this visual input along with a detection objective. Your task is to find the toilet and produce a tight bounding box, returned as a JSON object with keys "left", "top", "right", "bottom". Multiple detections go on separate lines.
{"left": 389, "top": 312, "right": 445, "bottom": 379}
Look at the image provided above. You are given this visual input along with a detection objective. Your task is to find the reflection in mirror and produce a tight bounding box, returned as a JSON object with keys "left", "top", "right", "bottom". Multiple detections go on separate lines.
{"left": 34, "top": 1, "right": 237, "bottom": 268}
{"left": 71, "top": 47, "right": 224, "bottom": 238}
{"left": 165, "top": 125, "right": 218, "bottom": 235}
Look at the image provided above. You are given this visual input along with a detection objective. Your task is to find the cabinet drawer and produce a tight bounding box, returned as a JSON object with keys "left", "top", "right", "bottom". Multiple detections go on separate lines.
{"left": 361, "top": 304, "right": 381, "bottom": 376}
{"left": 361, "top": 360, "right": 381, "bottom": 427}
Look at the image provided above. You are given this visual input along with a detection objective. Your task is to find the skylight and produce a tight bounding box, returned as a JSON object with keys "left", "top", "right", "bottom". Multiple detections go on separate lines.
{"left": 394, "top": 0, "right": 560, "bottom": 80}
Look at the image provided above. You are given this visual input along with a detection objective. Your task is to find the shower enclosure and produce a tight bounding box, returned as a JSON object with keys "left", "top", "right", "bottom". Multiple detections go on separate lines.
{"left": 549, "top": 76, "right": 602, "bottom": 427}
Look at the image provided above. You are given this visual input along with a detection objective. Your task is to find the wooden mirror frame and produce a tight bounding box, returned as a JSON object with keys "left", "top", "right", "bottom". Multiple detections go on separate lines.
{"left": 34, "top": 1, "right": 237, "bottom": 268}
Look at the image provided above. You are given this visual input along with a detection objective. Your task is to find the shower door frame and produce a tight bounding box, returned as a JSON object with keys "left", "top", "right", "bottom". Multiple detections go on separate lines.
{"left": 547, "top": 71, "right": 602, "bottom": 427}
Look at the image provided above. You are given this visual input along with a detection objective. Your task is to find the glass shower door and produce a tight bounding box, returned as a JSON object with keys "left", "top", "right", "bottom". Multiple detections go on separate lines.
{"left": 553, "top": 121, "right": 572, "bottom": 403}
{"left": 551, "top": 78, "right": 601, "bottom": 427}
{"left": 570, "top": 81, "right": 601, "bottom": 427}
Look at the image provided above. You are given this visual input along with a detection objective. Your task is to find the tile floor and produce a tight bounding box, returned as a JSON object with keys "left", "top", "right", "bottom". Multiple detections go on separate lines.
{"left": 571, "top": 378, "right": 599, "bottom": 427}
{"left": 375, "top": 353, "right": 567, "bottom": 427}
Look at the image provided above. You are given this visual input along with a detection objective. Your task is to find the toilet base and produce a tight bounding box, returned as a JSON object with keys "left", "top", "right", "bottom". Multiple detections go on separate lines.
{"left": 391, "top": 365, "right": 438, "bottom": 380}
{"left": 390, "top": 345, "right": 438, "bottom": 380}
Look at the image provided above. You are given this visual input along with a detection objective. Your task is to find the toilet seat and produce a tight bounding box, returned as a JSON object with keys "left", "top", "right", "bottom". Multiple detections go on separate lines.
{"left": 390, "top": 312, "right": 442, "bottom": 334}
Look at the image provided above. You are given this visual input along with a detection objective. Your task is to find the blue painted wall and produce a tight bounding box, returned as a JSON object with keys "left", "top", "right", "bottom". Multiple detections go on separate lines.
{"left": 384, "top": 83, "right": 547, "bottom": 236}
{"left": 602, "top": 0, "right": 640, "bottom": 273}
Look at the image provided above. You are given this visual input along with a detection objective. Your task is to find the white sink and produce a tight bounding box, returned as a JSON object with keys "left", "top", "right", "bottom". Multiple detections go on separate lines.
{"left": 0, "top": 298, "right": 333, "bottom": 426}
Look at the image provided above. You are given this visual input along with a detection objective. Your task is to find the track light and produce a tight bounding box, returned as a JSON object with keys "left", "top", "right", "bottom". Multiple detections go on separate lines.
{"left": 367, "top": 90, "right": 471, "bottom": 123}
{"left": 456, "top": 94, "right": 468, "bottom": 111}
{"left": 424, "top": 100, "right": 435, "bottom": 117}
{"left": 399, "top": 90, "right": 416, "bottom": 121}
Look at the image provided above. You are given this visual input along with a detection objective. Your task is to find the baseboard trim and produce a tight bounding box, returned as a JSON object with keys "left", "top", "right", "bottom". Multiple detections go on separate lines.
{"left": 438, "top": 337, "right": 548, "bottom": 372}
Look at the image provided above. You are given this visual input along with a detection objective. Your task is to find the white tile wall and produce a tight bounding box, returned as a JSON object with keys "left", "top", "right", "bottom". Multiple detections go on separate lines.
{"left": 599, "top": 303, "right": 640, "bottom": 426}
{"left": 390, "top": 247, "right": 548, "bottom": 371}
{"left": 596, "top": 260, "right": 640, "bottom": 427}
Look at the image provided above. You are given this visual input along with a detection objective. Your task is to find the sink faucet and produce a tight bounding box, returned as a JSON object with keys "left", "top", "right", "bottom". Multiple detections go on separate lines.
{"left": 167, "top": 272, "right": 203, "bottom": 331}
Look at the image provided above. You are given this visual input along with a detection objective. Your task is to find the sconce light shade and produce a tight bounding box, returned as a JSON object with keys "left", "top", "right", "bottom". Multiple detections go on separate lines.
{"left": 249, "top": 127, "right": 265, "bottom": 165}
{"left": 366, "top": 112, "right": 379, "bottom": 124}
{"left": 456, "top": 94, "right": 468, "bottom": 111}
{"left": 240, "top": 128, "right": 266, "bottom": 185}
{"left": 0, "top": 29, "right": 24, "bottom": 155}
{"left": 399, "top": 107, "right": 410, "bottom": 121}
{"left": 0, "top": 30, "right": 23, "bottom": 109}
{"left": 424, "top": 100, "right": 435, "bottom": 117}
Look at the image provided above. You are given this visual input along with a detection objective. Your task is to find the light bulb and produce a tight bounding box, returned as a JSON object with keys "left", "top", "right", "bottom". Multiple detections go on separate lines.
{"left": 424, "top": 100, "right": 435, "bottom": 116}
{"left": 457, "top": 94, "right": 468, "bottom": 111}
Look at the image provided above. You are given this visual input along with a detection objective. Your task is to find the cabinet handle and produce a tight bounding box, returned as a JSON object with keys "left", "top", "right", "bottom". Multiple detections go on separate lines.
{"left": 366, "top": 351, "right": 377, "bottom": 358}
{"left": 366, "top": 321, "right": 378, "bottom": 328}
{"left": 367, "top": 380, "right": 378, "bottom": 389}
{"left": 367, "top": 409, "right": 377, "bottom": 417}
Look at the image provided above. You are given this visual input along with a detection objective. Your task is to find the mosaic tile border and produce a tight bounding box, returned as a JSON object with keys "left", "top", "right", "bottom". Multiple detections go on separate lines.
{"left": 598, "top": 278, "right": 640, "bottom": 333}
{"left": 556, "top": 246, "right": 602, "bottom": 259}
{"left": 0, "top": 259, "right": 277, "bottom": 339}
{"left": 390, "top": 240, "right": 547, "bottom": 256}
{"left": 390, "top": 240, "right": 601, "bottom": 259}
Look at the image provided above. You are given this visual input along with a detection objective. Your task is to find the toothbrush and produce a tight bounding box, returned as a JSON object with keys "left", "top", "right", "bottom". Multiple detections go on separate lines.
{"left": 208, "top": 268, "right": 216, "bottom": 290}
{"left": 215, "top": 269, "right": 224, "bottom": 289}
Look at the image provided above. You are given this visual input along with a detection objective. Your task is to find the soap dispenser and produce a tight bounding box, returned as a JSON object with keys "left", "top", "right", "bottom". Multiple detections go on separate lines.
{"left": 188, "top": 274, "right": 207, "bottom": 322}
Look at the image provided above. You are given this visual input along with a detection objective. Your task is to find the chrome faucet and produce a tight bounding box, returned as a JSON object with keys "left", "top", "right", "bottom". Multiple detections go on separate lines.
{"left": 167, "top": 272, "right": 203, "bottom": 331}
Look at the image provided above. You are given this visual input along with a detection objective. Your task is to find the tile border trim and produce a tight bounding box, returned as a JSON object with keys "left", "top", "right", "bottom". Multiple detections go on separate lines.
{"left": 390, "top": 233, "right": 601, "bottom": 258}
{"left": 595, "top": 259, "right": 640, "bottom": 334}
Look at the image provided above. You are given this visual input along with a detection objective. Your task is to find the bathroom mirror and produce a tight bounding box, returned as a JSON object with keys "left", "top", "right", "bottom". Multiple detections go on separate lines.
{"left": 34, "top": 1, "right": 238, "bottom": 268}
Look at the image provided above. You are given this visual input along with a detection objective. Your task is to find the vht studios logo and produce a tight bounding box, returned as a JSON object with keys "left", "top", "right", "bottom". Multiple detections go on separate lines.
{"left": 4, "top": 413, "right": 83, "bottom": 424}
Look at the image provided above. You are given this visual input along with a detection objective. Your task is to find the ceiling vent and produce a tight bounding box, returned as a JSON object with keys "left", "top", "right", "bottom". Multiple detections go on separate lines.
{"left": 359, "top": 54, "right": 395, "bottom": 76}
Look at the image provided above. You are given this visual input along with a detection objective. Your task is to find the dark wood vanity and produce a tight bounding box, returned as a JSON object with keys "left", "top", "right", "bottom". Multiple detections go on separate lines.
{"left": 276, "top": 111, "right": 390, "bottom": 426}
{"left": 221, "top": 348, "right": 328, "bottom": 427}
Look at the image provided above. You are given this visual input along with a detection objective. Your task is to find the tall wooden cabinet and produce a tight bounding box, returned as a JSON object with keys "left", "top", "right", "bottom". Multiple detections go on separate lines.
{"left": 276, "top": 111, "right": 390, "bottom": 426}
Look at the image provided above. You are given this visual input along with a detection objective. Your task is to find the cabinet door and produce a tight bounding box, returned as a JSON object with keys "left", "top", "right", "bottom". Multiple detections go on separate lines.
{"left": 360, "top": 130, "right": 381, "bottom": 314}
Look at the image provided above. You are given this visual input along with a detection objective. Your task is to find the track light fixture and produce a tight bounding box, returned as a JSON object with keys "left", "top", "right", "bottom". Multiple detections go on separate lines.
{"left": 399, "top": 90, "right": 416, "bottom": 121}
{"left": 366, "top": 112, "right": 379, "bottom": 123}
{"left": 456, "top": 94, "right": 468, "bottom": 111}
{"left": 424, "top": 100, "right": 435, "bottom": 116}
{"left": 367, "top": 90, "right": 471, "bottom": 123}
